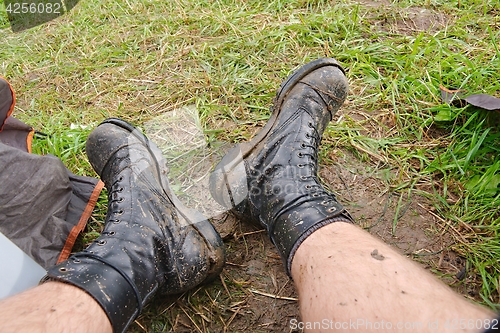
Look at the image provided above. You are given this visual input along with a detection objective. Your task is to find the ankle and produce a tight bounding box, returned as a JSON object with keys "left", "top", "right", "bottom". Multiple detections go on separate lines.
{"left": 42, "top": 254, "right": 143, "bottom": 333}
{"left": 281, "top": 214, "right": 354, "bottom": 277}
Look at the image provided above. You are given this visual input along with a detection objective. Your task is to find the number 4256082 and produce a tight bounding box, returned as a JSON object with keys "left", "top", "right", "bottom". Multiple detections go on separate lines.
{"left": 5, "top": 2, "right": 63, "bottom": 15}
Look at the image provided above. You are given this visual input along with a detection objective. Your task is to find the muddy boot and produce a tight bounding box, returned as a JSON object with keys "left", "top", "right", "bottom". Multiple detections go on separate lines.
{"left": 210, "top": 58, "right": 354, "bottom": 276}
{"left": 42, "top": 118, "right": 225, "bottom": 333}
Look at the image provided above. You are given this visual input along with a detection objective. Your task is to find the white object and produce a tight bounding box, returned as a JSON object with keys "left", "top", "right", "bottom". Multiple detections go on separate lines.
{"left": 0, "top": 232, "right": 47, "bottom": 299}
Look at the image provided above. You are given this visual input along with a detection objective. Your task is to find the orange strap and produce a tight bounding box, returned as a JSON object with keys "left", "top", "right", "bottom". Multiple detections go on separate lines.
{"left": 56, "top": 180, "right": 105, "bottom": 263}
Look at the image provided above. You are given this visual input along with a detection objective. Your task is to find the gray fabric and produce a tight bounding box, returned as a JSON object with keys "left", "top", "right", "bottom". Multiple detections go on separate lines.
{"left": 464, "top": 94, "right": 500, "bottom": 111}
{"left": 66, "top": 172, "right": 101, "bottom": 233}
{"left": 0, "top": 117, "right": 33, "bottom": 152}
{"left": 0, "top": 142, "right": 74, "bottom": 268}
{"left": 0, "top": 77, "right": 103, "bottom": 270}
{"left": 0, "top": 78, "right": 14, "bottom": 131}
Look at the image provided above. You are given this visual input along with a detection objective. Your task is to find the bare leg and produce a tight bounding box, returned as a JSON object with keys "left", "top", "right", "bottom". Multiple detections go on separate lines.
{"left": 292, "top": 222, "right": 496, "bottom": 333}
{"left": 0, "top": 282, "right": 111, "bottom": 333}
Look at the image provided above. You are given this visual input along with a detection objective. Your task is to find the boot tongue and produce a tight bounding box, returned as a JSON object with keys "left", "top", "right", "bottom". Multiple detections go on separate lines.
{"left": 99, "top": 140, "right": 156, "bottom": 187}
{"left": 273, "top": 86, "right": 333, "bottom": 137}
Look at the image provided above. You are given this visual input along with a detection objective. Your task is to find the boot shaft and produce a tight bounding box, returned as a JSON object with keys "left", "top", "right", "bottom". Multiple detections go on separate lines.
{"left": 210, "top": 58, "right": 354, "bottom": 276}
{"left": 45, "top": 119, "right": 225, "bottom": 333}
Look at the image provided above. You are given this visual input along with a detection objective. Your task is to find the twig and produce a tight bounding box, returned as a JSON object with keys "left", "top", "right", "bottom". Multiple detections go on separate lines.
{"left": 350, "top": 140, "right": 388, "bottom": 164}
{"left": 219, "top": 315, "right": 228, "bottom": 333}
{"left": 220, "top": 273, "right": 232, "bottom": 300}
{"left": 249, "top": 289, "right": 298, "bottom": 301}
{"left": 226, "top": 261, "right": 247, "bottom": 267}
{"left": 225, "top": 306, "right": 241, "bottom": 332}
{"left": 180, "top": 306, "right": 203, "bottom": 333}
{"left": 133, "top": 320, "right": 147, "bottom": 332}
{"left": 242, "top": 229, "right": 266, "bottom": 236}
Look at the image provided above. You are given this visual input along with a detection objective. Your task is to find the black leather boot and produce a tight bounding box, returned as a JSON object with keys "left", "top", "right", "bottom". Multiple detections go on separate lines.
{"left": 42, "top": 118, "right": 225, "bottom": 333}
{"left": 210, "top": 58, "right": 354, "bottom": 276}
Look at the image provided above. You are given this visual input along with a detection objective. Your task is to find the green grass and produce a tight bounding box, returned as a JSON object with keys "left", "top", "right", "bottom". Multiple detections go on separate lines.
{"left": 0, "top": 2, "right": 8, "bottom": 29}
{"left": 1, "top": 0, "right": 500, "bottom": 328}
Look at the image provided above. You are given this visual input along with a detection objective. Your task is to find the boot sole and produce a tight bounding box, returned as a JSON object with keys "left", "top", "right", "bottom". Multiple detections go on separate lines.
{"left": 98, "top": 118, "right": 226, "bottom": 282}
{"left": 210, "top": 58, "right": 346, "bottom": 210}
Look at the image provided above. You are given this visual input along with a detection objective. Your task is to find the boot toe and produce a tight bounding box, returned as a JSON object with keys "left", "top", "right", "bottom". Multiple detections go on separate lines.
{"left": 299, "top": 65, "right": 349, "bottom": 116}
{"left": 86, "top": 122, "right": 131, "bottom": 176}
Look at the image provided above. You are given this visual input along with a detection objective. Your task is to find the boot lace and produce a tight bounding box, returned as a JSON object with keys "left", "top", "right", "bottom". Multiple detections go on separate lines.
{"left": 298, "top": 122, "right": 339, "bottom": 213}
{"left": 107, "top": 176, "right": 125, "bottom": 223}
{"left": 297, "top": 122, "right": 321, "bottom": 185}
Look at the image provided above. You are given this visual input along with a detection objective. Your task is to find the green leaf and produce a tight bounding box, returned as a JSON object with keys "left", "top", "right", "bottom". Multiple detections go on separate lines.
{"left": 434, "top": 109, "right": 455, "bottom": 122}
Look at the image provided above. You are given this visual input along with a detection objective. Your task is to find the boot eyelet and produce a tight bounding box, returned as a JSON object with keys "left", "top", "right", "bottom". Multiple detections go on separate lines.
{"left": 118, "top": 188, "right": 124, "bottom": 193}
{"left": 116, "top": 210, "right": 124, "bottom": 215}
{"left": 301, "top": 143, "right": 306, "bottom": 148}
{"left": 312, "top": 193, "right": 320, "bottom": 197}
{"left": 298, "top": 164, "right": 304, "bottom": 168}
{"left": 117, "top": 197, "right": 124, "bottom": 203}
{"left": 73, "top": 258, "right": 81, "bottom": 264}
{"left": 97, "top": 240, "right": 107, "bottom": 246}
{"left": 59, "top": 267, "right": 68, "bottom": 272}
{"left": 321, "top": 200, "right": 329, "bottom": 206}
{"left": 305, "top": 184, "right": 312, "bottom": 189}
{"left": 327, "top": 207, "right": 337, "bottom": 213}
{"left": 305, "top": 133, "right": 311, "bottom": 138}
{"left": 265, "top": 168, "right": 271, "bottom": 175}
{"left": 113, "top": 219, "right": 121, "bottom": 224}
{"left": 108, "top": 231, "right": 116, "bottom": 236}
{"left": 308, "top": 122, "right": 313, "bottom": 128}
{"left": 301, "top": 176, "right": 308, "bottom": 180}
{"left": 297, "top": 152, "right": 304, "bottom": 158}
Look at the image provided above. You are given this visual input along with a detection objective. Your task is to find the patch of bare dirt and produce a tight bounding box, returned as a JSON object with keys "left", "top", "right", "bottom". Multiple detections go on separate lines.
{"left": 352, "top": 0, "right": 450, "bottom": 35}
{"left": 322, "top": 150, "right": 470, "bottom": 286}
{"left": 387, "top": 7, "right": 449, "bottom": 34}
